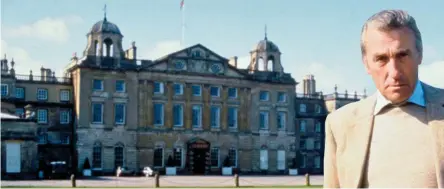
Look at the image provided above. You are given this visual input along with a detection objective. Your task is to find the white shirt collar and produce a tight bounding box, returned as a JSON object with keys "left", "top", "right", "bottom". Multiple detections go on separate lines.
{"left": 374, "top": 80, "right": 425, "bottom": 115}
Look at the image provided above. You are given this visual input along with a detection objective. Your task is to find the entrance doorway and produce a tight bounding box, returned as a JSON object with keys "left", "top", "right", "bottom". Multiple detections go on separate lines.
{"left": 187, "top": 138, "right": 210, "bottom": 175}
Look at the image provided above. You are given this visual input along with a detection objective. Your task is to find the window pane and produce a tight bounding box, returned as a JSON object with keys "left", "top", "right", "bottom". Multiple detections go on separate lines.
{"left": 174, "top": 84, "right": 183, "bottom": 95}
{"left": 192, "top": 85, "right": 201, "bottom": 96}
{"left": 192, "top": 105, "right": 201, "bottom": 127}
{"left": 173, "top": 148, "right": 182, "bottom": 167}
{"left": 228, "top": 88, "right": 237, "bottom": 98}
{"left": 93, "top": 79, "right": 103, "bottom": 90}
{"left": 210, "top": 106, "right": 220, "bottom": 128}
{"left": 229, "top": 149, "right": 237, "bottom": 167}
{"left": 92, "top": 103, "right": 103, "bottom": 123}
{"left": 114, "top": 147, "right": 123, "bottom": 169}
{"left": 115, "top": 104, "right": 125, "bottom": 124}
{"left": 1, "top": 84, "right": 7, "bottom": 97}
{"left": 210, "top": 87, "right": 219, "bottom": 97}
{"left": 116, "top": 80, "right": 125, "bottom": 92}
{"left": 93, "top": 145, "right": 102, "bottom": 168}
{"left": 211, "top": 148, "right": 219, "bottom": 167}
{"left": 15, "top": 88, "right": 24, "bottom": 99}
{"left": 173, "top": 104, "right": 183, "bottom": 126}
{"left": 228, "top": 107, "right": 237, "bottom": 128}
{"left": 154, "top": 103, "right": 164, "bottom": 125}
{"left": 154, "top": 148, "right": 163, "bottom": 167}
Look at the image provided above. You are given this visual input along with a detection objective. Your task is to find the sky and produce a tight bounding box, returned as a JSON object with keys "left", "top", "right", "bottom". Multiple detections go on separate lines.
{"left": 1, "top": 0, "right": 443, "bottom": 94}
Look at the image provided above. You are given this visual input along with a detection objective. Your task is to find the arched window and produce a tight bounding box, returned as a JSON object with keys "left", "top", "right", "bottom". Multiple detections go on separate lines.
{"left": 92, "top": 141, "right": 102, "bottom": 169}
{"left": 266, "top": 56, "right": 274, "bottom": 71}
{"left": 94, "top": 40, "right": 99, "bottom": 56}
{"left": 114, "top": 143, "right": 124, "bottom": 169}
{"left": 104, "top": 38, "right": 114, "bottom": 57}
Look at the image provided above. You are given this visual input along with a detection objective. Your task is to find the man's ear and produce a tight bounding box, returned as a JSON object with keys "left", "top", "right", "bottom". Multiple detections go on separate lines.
{"left": 362, "top": 56, "right": 371, "bottom": 75}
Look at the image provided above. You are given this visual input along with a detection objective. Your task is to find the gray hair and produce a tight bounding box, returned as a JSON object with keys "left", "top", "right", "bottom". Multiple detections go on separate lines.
{"left": 360, "top": 10, "right": 422, "bottom": 57}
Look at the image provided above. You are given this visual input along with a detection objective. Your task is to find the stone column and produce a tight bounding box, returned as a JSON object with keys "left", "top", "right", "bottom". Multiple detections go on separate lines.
{"left": 202, "top": 84, "right": 211, "bottom": 131}
{"left": 220, "top": 86, "right": 228, "bottom": 131}
{"left": 165, "top": 81, "right": 173, "bottom": 129}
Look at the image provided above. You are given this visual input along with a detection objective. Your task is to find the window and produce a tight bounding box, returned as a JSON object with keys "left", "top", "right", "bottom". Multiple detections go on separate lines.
{"left": 300, "top": 139, "right": 306, "bottom": 149}
{"left": 228, "top": 107, "right": 238, "bottom": 128}
{"left": 315, "top": 104, "right": 322, "bottom": 113}
{"left": 153, "top": 82, "right": 164, "bottom": 94}
{"left": 93, "top": 79, "right": 104, "bottom": 91}
{"left": 37, "top": 109, "right": 48, "bottom": 124}
{"left": 115, "top": 80, "right": 126, "bottom": 92}
{"left": 228, "top": 88, "right": 237, "bottom": 98}
{"left": 228, "top": 148, "right": 237, "bottom": 167}
{"left": 114, "top": 103, "right": 126, "bottom": 125}
{"left": 192, "top": 50, "right": 202, "bottom": 57}
{"left": 92, "top": 103, "right": 104, "bottom": 124}
{"left": 93, "top": 143, "right": 102, "bottom": 169}
{"left": 278, "top": 92, "right": 287, "bottom": 102}
{"left": 15, "top": 87, "right": 24, "bottom": 99}
{"left": 173, "top": 147, "right": 183, "bottom": 167}
{"left": 314, "top": 156, "right": 321, "bottom": 168}
{"left": 154, "top": 103, "right": 164, "bottom": 126}
{"left": 315, "top": 141, "right": 321, "bottom": 149}
{"left": 209, "top": 106, "right": 220, "bottom": 128}
{"left": 38, "top": 134, "right": 47, "bottom": 144}
{"left": 259, "top": 111, "right": 269, "bottom": 129}
{"left": 315, "top": 122, "right": 321, "bottom": 132}
{"left": 61, "top": 134, "right": 70, "bottom": 144}
{"left": 259, "top": 91, "right": 269, "bottom": 101}
{"left": 154, "top": 147, "right": 164, "bottom": 167}
{"left": 37, "top": 88, "right": 48, "bottom": 100}
{"left": 211, "top": 148, "right": 219, "bottom": 167}
{"left": 60, "top": 89, "right": 70, "bottom": 102}
{"left": 192, "top": 85, "right": 201, "bottom": 96}
{"left": 114, "top": 146, "right": 124, "bottom": 169}
{"left": 60, "top": 110, "right": 70, "bottom": 124}
{"left": 173, "top": 83, "right": 183, "bottom": 95}
{"left": 15, "top": 108, "right": 24, "bottom": 118}
{"left": 277, "top": 150, "right": 286, "bottom": 170}
{"left": 192, "top": 105, "right": 202, "bottom": 128}
{"left": 301, "top": 156, "right": 306, "bottom": 168}
{"left": 300, "top": 120, "right": 306, "bottom": 132}
{"left": 277, "top": 111, "right": 286, "bottom": 130}
{"left": 299, "top": 104, "right": 307, "bottom": 113}
{"left": 173, "top": 104, "right": 183, "bottom": 127}
{"left": 1, "top": 84, "right": 8, "bottom": 97}
{"left": 260, "top": 149, "right": 268, "bottom": 170}
{"left": 210, "top": 86, "right": 220, "bottom": 97}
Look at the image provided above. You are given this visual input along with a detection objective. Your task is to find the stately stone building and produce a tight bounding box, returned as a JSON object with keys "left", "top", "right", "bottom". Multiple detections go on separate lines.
{"left": 1, "top": 15, "right": 366, "bottom": 176}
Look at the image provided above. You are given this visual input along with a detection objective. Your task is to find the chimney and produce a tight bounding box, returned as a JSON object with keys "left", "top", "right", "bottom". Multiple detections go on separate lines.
{"left": 302, "top": 74, "right": 316, "bottom": 96}
{"left": 125, "top": 41, "right": 137, "bottom": 60}
{"left": 228, "top": 56, "right": 238, "bottom": 68}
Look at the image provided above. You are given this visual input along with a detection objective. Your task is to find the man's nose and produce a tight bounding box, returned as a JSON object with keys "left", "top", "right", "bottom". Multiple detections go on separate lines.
{"left": 387, "top": 59, "right": 402, "bottom": 79}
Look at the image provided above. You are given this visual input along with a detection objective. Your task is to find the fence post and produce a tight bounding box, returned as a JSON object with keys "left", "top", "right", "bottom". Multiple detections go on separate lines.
{"left": 234, "top": 174, "right": 239, "bottom": 187}
{"left": 70, "top": 174, "right": 76, "bottom": 188}
{"left": 155, "top": 173, "right": 160, "bottom": 188}
{"left": 305, "top": 173, "right": 310, "bottom": 186}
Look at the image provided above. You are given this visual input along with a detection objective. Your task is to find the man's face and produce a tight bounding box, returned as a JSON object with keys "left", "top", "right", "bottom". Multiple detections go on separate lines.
{"left": 362, "top": 26, "right": 422, "bottom": 104}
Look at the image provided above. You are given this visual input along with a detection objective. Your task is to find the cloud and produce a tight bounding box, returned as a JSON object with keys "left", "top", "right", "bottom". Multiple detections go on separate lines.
{"left": 3, "top": 15, "right": 83, "bottom": 43}
{"left": 142, "top": 40, "right": 182, "bottom": 59}
{"left": 0, "top": 40, "right": 63, "bottom": 77}
{"left": 419, "top": 60, "right": 444, "bottom": 88}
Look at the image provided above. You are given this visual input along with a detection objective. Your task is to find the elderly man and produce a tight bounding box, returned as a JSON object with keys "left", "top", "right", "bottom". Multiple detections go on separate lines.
{"left": 323, "top": 10, "right": 444, "bottom": 188}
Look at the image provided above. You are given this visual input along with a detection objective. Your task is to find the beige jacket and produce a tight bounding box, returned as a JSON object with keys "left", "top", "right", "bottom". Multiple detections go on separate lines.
{"left": 323, "top": 83, "right": 444, "bottom": 188}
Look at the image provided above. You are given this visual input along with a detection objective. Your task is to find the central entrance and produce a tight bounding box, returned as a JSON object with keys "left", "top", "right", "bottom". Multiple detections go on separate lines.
{"left": 187, "top": 138, "right": 210, "bottom": 175}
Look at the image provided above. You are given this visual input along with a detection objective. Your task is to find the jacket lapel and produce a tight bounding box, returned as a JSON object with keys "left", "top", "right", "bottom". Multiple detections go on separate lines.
{"left": 424, "top": 83, "right": 444, "bottom": 188}
{"left": 346, "top": 94, "right": 377, "bottom": 188}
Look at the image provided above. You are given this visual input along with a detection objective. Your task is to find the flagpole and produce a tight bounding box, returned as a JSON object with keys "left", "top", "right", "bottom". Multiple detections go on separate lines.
{"left": 181, "top": 1, "right": 185, "bottom": 47}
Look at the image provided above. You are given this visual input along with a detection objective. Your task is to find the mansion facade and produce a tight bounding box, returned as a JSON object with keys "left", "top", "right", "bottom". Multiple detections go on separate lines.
{"left": 1, "top": 15, "right": 364, "bottom": 176}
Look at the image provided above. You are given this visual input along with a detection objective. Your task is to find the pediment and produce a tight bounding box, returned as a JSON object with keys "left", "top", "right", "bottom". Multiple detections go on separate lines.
{"left": 148, "top": 44, "right": 246, "bottom": 78}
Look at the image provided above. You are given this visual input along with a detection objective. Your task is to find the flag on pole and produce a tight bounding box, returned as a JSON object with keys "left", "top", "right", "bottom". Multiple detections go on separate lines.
{"left": 180, "top": 0, "right": 184, "bottom": 10}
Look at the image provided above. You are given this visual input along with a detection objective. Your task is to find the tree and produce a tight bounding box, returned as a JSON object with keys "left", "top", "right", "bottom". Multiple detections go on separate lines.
{"left": 166, "top": 155, "right": 175, "bottom": 167}
{"left": 223, "top": 156, "right": 231, "bottom": 167}
{"left": 82, "top": 158, "right": 91, "bottom": 170}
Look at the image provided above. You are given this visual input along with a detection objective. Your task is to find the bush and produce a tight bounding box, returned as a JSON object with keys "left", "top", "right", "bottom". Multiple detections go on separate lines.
{"left": 83, "top": 158, "right": 91, "bottom": 170}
